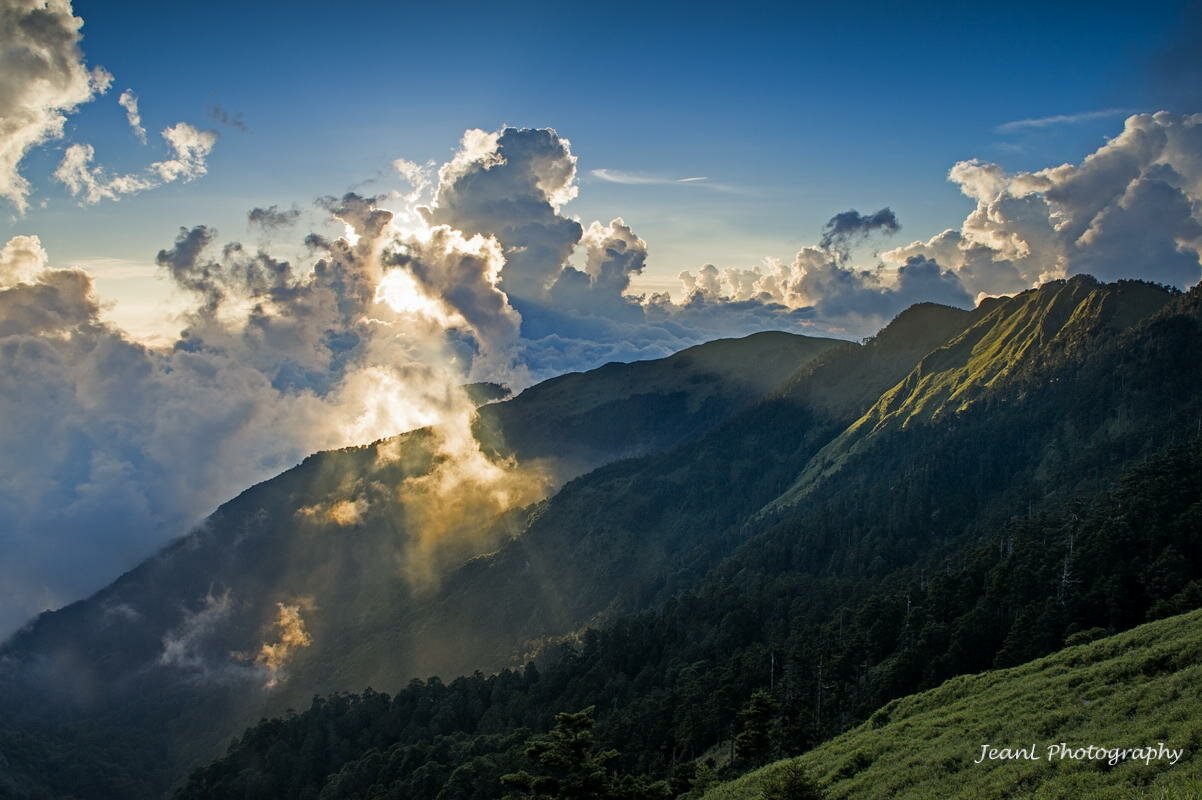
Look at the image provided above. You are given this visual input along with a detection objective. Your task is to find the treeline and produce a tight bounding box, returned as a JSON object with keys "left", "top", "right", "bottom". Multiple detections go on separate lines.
{"left": 175, "top": 436, "right": 1202, "bottom": 799}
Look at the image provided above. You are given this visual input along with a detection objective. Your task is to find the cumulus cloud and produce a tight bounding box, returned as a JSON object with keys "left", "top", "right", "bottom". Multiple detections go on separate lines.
{"left": 0, "top": 184, "right": 540, "bottom": 634}
{"left": 54, "top": 122, "right": 217, "bottom": 204}
{"left": 0, "top": 234, "right": 49, "bottom": 286}
{"left": 117, "top": 89, "right": 145, "bottom": 142}
{"left": 423, "top": 127, "right": 582, "bottom": 300}
{"left": 885, "top": 112, "right": 1202, "bottom": 295}
{"left": 0, "top": 0, "right": 112, "bottom": 212}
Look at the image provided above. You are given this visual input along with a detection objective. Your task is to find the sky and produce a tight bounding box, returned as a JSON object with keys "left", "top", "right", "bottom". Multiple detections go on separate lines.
{"left": 5, "top": 0, "right": 1199, "bottom": 335}
{"left": 1, "top": 0, "right": 1201, "bottom": 635}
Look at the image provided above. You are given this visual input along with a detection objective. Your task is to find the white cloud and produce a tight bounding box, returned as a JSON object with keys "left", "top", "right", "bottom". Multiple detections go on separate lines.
{"left": 995, "top": 108, "right": 1136, "bottom": 133}
{"left": 0, "top": 0, "right": 112, "bottom": 212}
{"left": 54, "top": 122, "right": 217, "bottom": 204}
{"left": 0, "top": 234, "right": 50, "bottom": 286}
{"left": 590, "top": 168, "right": 736, "bottom": 192}
{"left": 118, "top": 89, "right": 146, "bottom": 143}
{"left": 885, "top": 112, "right": 1202, "bottom": 293}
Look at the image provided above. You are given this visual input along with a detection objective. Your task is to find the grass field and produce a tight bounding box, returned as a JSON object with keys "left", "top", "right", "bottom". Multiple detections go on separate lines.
{"left": 704, "top": 609, "right": 1202, "bottom": 799}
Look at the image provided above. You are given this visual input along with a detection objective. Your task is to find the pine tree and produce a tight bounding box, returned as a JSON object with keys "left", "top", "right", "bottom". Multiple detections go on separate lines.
{"left": 502, "top": 707, "right": 616, "bottom": 799}
{"left": 735, "top": 690, "right": 780, "bottom": 766}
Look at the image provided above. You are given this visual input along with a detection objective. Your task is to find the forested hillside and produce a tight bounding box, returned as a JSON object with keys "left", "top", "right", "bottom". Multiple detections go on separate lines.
{"left": 166, "top": 435, "right": 1202, "bottom": 799}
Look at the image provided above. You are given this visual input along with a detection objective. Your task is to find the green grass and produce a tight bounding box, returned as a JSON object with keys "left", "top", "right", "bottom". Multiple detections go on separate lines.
{"left": 768, "top": 278, "right": 1174, "bottom": 509}
{"left": 704, "top": 609, "right": 1202, "bottom": 800}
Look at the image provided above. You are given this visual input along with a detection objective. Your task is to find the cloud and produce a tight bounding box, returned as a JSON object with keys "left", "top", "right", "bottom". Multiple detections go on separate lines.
{"left": 54, "top": 122, "right": 217, "bottom": 204}
{"left": 677, "top": 247, "right": 971, "bottom": 337}
{"left": 0, "top": 186, "right": 541, "bottom": 634}
{"left": 0, "top": 0, "right": 112, "bottom": 212}
{"left": 995, "top": 108, "right": 1136, "bottom": 133}
{"left": 254, "top": 601, "right": 312, "bottom": 688}
{"left": 118, "top": 89, "right": 146, "bottom": 143}
{"left": 590, "top": 169, "right": 729, "bottom": 190}
{"left": 423, "top": 127, "right": 582, "bottom": 300}
{"left": 247, "top": 204, "right": 302, "bottom": 230}
{"left": 159, "top": 591, "right": 234, "bottom": 674}
{"left": 208, "top": 103, "right": 247, "bottom": 132}
{"left": 0, "top": 234, "right": 50, "bottom": 286}
{"left": 818, "top": 208, "right": 901, "bottom": 261}
{"left": 884, "top": 112, "right": 1202, "bottom": 294}
{"left": 151, "top": 123, "right": 215, "bottom": 182}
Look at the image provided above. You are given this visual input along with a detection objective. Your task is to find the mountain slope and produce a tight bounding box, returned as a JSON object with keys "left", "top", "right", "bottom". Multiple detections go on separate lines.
{"left": 770, "top": 277, "right": 1173, "bottom": 509}
{"left": 475, "top": 331, "right": 841, "bottom": 479}
{"left": 0, "top": 331, "right": 841, "bottom": 796}
{"left": 158, "top": 435, "right": 1202, "bottom": 800}
{"left": 706, "top": 609, "right": 1202, "bottom": 800}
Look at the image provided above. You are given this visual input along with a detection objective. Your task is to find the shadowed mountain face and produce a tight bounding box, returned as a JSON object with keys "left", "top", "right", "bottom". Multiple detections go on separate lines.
{"left": 0, "top": 331, "right": 841, "bottom": 785}
{"left": 3, "top": 278, "right": 1200, "bottom": 800}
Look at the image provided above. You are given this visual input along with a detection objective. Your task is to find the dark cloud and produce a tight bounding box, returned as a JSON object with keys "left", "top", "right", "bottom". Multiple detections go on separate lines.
{"left": 208, "top": 103, "right": 248, "bottom": 132}
{"left": 818, "top": 207, "right": 901, "bottom": 259}
{"left": 248, "top": 205, "right": 302, "bottom": 230}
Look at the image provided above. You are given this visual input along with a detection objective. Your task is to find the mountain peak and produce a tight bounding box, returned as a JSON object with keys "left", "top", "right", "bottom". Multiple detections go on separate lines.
{"left": 768, "top": 276, "right": 1178, "bottom": 509}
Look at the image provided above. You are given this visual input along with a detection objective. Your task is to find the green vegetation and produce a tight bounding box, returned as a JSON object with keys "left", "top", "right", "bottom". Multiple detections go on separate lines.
{"left": 166, "top": 437, "right": 1202, "bottom": 800}
{"left": 705, "top": 609, "right": 1202, "bottom": 800}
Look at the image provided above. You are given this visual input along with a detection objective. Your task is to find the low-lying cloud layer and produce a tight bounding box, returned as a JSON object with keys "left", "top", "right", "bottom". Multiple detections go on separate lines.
{"left": 2, "top": 114, "right": 1201, "bottom": 638}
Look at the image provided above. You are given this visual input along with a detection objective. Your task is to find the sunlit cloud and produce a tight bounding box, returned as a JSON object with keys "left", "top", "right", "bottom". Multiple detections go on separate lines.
{"left": 0, "top": 0, "right": 113, "bottom": 213}
{"left": 118, "top": 89, "right": 146, "bottom": 143}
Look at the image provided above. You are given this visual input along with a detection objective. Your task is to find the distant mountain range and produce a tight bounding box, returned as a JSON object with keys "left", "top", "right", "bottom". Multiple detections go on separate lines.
{"left": 1, "top": 275, "right": 1200, "bottom": 800}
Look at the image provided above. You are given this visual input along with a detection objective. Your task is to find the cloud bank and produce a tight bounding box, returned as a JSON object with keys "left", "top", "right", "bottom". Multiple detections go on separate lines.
{"left": 884, "top": 111, "right": 1202, "bottom": 297}
{"left": 2, "top": 114, "right": 1201, "bottom": 638}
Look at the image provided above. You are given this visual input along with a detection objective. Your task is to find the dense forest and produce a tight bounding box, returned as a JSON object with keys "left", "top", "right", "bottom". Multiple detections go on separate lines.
{"left": 170, "top": 437, "right": 1202, "bottom": 799}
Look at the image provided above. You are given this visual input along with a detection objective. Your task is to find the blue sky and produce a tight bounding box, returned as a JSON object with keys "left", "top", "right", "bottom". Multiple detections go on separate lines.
{"left": 3, "top": 0, "right": 1198, "bottom": 331}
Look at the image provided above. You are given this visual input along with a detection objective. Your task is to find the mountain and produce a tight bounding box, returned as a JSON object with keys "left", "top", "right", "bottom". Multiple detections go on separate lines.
{"left": 2, "top": 277, "right": 1200, "bottom": 800}
{"left": 770, "top": 277, "right": 1174, "bottom": 508}
{"left": 0, "top": 330, "right": 840, "bottom": 796}
{"left": 160, "top": 435, "right": 1202, "bottom": 800}
{"left": 706, "top": 608, "right": 1202, "bottom": 800}
{"left": 475, "top": 331, "right": 842, "bottom": 479}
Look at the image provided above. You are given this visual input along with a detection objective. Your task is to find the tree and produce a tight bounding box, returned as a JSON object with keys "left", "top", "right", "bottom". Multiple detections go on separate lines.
{"left": 735, "top": 690, "right": 780, "bottom": 766}
{"left": 501, "top": 707, "right": 619, "bottom": 800}
{"left": 760, "top": 761, "right": 825, "bottom": 800}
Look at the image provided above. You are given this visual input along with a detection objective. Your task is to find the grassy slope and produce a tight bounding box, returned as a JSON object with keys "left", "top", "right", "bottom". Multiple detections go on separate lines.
{"left": 769, "top": 278, "right": 1173, "bottom": 509}
{"left": 705, "top": 609, "right": 1202, "bottom": 800}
